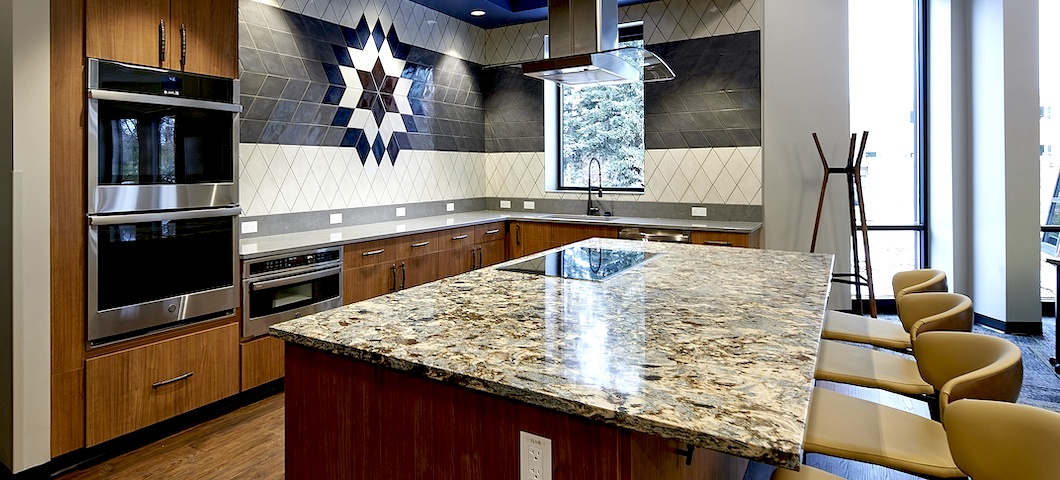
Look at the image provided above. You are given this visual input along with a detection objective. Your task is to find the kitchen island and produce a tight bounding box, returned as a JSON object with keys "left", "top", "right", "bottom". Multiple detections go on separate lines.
{"left": 272, "top": 238, "right": 833, "bottom": 479}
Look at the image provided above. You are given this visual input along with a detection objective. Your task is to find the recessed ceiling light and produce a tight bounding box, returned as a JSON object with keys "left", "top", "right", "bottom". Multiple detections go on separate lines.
{"left": 470, "top": 9, "right": 486, "bottom": 17}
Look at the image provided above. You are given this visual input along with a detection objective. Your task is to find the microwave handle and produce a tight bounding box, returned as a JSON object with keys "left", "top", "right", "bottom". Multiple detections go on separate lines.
{"left": 88, "top": 206, "right": 242, "bottom": 226}
{"left": 87, "top": 89, "right": 243, "bottom": 113}
{"left": 250, "top": 266, "right": 341, "bottom": 291}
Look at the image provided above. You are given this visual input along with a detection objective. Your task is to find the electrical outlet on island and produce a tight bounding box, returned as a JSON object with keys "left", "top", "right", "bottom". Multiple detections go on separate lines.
{"left": 519, "top": 431, "right": 552, "bottom": 480}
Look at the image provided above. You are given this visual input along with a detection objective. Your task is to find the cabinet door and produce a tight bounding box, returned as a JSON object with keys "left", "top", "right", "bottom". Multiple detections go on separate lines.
{"left": 689, "top": 231, "right": 760, "bottom": 248}
{"left": 240, "top": 335, "right": 284, "bottom": 391}
{"left": 85, "top": 323, "right": 239, "bottom": 446}
{"left": 344, "top": 263, "right": 397, "bottom": 304}
{"left": 552, "top": 224, "right": 618, "bottom": 245}
{"left": 478, "top": 241, "right": 506, "bottom": 268}
{"left": 86, "top": 0, "right": 170, "bottom": 69}
{"left": 401, "top": 252, "right": 445, "bottom": 289}
{"left": 171, "top": 0, "right": 239, "bottom": 77}
{"left": 508, "top": 222, "right": 552, "bottom": 259}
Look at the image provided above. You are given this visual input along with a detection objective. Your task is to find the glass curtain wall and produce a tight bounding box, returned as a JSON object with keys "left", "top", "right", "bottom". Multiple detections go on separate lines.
{"left": 1040, "top": 1, "right": 1059, "bottom": 299}
{"left": 849, "top": 0, "right": 926, "bottom": 298}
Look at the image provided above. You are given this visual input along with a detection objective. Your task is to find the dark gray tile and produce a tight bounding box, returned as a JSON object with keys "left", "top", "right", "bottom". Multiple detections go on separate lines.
{"left": 292, "top": 102, "right": 319, "bottom": 123}
{"left": 260, "top": 121, "right": 286, "bottom": 143}
{"left": 240, "top": 94, "right": 254, "bottom": 110}
{"left": 270, "top": 99, "right": 298, "bottom": 122}
{"left": 681, "top": 93, "right": 711, "bottom": 111}
{"left": 644, "top": 131, "right": 664, "bottom": 149}
{"left": 304, "top": 61, "right": 329, "bottom": 84}
{"left": 669, "top": 112, "right": 697, "bottom": 130}
{"left": 239, "top": 47, "right": 267, "bottom": 74}
{"left": 657, "top": 131, "right": 688, "bottom": 149}
{"left": 246, "top": 23, "right": 277, "bottom": 52}
{"left": 278, "top": 124, "right": 309, "bottom": 144}
{"left": 314, "top": 105, "right": 337, "bottom": 125}
{"left": 703, "top": 129, "right": 734, "bottom": 147}
{"left": 259, "top": 76, "right": 288, "bottom": 98}
{"left": 282, "top": 55, "right": 310, "bottom": 80}
{"left": 280, "top": 79, "right": 310, "bottom": 100}
{"left": 740, "top": 109, "right": 761, "bottom": 127}
{"left": 714, "top": 109, "right": 747, "bottom": 128}
{"left": 240, "top": 72, "right": 266, "bottom": 96}
{"left": 645, "top": 113, "right": 675, "bottom": 133}
{"left": 271, "top": 30, "right": 301, "bottom": 57}
{"left": 690, "top": 111, "right": 722, "bottom": 129}
{"left": 702, "top": 92, "right": 735, "bottom": 110}
{"left": 728, "top": 128, "right": 759, "bottom": 146}
{"left": 305, "top": 125, "right": 329, "bottom": 145}
{"left": 302, "top": 82, "right": 328, "bottom": 103}
{"left": 239, "top": 119, "right": 266, "bottom": 143}
{"left": 324, "top": 127, "right": 346, "bottom": 146}
{"left": 258, "top": 3, "right": 290, "bottom": 32}
{"left": 681, "top": 131, "right": 711, "bottom": 148}
{"left": 244, "top": 97, "right": 277, "bottom": 121}
{"left": 659, "top": 94, "right": 688, "bottom": 113}
{"left": 727, "top": 89, "right": 759, "bottom": 108}
{"left": 259, "top": 51, "right": 289, "bottom": 76}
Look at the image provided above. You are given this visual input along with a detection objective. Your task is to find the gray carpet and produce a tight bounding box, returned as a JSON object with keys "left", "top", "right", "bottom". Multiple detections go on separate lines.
{"left": 743, "top": 315, "right": 1060, "bottom": 480}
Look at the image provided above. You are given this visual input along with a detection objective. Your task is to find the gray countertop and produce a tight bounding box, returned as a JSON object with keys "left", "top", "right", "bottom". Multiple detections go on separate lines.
{"left": 271, "top": 238, "right": 833, "bottom": 469}
{"left": 240, "top": 210, "right": 762, "bottom": 259}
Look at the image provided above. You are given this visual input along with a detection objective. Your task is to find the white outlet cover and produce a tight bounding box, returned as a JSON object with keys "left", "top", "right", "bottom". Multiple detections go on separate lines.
{"left": 691, "top": 206, "right": 708, "bottom": 217}
{"left": 523, "top": 201, "right": 535, "bottom": 210}
{"left": 446, "top": 218, "right": 455, "bottom": 225}
{"left": 446, "top": 202, "right": 455, "bottom": 211}
{"left": 500, "top": 200, "right": 512, "bottom": 209}
{"left": 330, "top": 213, "right": 342, "bottom": 224}
{"left": 330, "top": 232, "right": 342, "bottom": 241}
{"left": 241, "top": 221, "right": 258, "bottom": 234}
{"left": 396, "top": 207, "right": 406, "bottom": 217}
{"left": 519, "top": 431, "right": 552, "bottom": 480}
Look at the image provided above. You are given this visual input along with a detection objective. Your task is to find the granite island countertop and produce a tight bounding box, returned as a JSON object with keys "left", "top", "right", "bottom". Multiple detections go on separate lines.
{"left": 271, "top": 237, "right": 833, "bottom": 469}
{"left": 240, "top": 210, "right": 762, "bottom": 259}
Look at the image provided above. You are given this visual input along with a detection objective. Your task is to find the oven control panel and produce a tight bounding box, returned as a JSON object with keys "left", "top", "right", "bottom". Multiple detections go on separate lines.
{"left": 246, "top": 247, "right": 342, "bottom": 277}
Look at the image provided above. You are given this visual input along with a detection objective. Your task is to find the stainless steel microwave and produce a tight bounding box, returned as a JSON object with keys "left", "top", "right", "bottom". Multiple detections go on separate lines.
{"left": 86, "top": 58, "right": 241, "bottom": 214}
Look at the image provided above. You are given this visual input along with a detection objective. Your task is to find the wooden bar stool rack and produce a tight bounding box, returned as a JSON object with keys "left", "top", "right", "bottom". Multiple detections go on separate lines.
{"left": 810, "top": 131, "right": 877, "bottom": 317}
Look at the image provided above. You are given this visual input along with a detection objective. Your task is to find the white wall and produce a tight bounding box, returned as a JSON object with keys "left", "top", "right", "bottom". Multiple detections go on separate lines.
{"left": 762, "top": 0, "right": 850, "bottom": 309}
{"left": 968, "top": 0, "right": 1040, "bottom": 327}
{"left": 0, "top": 0, "right": 52, "bottom": 472}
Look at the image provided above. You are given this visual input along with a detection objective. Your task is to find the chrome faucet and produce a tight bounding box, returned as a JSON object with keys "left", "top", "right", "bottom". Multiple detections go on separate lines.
{"left": 587, "top": 158, "right": 603, "bottom": 215}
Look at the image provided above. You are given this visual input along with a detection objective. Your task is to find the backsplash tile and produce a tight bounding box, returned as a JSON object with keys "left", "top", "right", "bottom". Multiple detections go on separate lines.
{"left": 240, "top": 0, "right": 763, "bottom": 221}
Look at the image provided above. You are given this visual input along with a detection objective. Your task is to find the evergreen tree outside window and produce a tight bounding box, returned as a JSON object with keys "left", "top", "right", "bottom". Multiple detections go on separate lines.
{"left": 557, "top": 38, "right": 645, "bottom": 191}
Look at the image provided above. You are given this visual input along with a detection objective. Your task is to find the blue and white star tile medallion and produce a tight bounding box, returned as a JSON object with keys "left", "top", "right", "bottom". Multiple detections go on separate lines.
{"left": 334, "top": 16, "right": 417, "bottom": 166}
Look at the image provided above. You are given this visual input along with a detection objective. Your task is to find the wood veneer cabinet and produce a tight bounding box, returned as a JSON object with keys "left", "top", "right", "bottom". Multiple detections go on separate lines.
{"left": 690, "top": 229, "right": 761, "bottom": 248}
{"left": 86, "top": 0, "right": 238, "bottom": 78}
{"left": 240, "top": 335, "right": 285, "bottom": 391}
{"left": 507, "top": 221, "right": 619, "bottom": 259}
{"left": 85, "top": 323, "right": 240, "bottom": 446}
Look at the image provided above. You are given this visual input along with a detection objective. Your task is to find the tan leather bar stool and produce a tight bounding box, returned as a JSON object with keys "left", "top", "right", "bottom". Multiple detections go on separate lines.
{"left": 814, "top": 292, "right": 974, "bottom": 416}
{"left": 945, "top": 399, "right": 1060, "bottom": 480}
{"left": 772, "top": 398, "right": 1059, "bottom": 480}
{"left": 821, "top": 269, "right": 947, "bottom": 351}
{"left": 802, "top": 331, "right": 1023, "bottom": 478}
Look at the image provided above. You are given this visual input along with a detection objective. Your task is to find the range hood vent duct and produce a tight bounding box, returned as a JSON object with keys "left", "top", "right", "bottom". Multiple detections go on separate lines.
{"left": 521, "top": 0, "right": 675, "bottom": 85}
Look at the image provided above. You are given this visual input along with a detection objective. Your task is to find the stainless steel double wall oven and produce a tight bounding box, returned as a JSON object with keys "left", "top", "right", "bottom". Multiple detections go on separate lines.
{"left": 86, "top": 59, "right": 241, "bottom": 346}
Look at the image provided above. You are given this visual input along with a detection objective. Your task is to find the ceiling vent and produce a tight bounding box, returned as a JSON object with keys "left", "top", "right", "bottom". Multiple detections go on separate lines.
{"left": 521, "top": 0, "right": 674, "bottom": 85}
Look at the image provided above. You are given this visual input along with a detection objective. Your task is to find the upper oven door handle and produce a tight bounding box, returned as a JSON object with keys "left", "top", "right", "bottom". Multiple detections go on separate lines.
{"left": 250, "top": 266, "right": 341, "bottom": 291}
{"left": 88, "top": 206, "right": 242, "bottom": 226}
{"left": 88, "top": 89, "right": 243, "bottom": 113}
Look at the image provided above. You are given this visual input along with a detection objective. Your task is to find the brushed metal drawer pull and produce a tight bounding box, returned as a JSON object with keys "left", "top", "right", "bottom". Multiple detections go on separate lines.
{"left": 451, "top": 234, "right": 468, "bottom": 240}
{"left": 485, "top": 229, "right": 500, "bottom": 235}
{"left": 411, "top": 241, "right": 430, "bottom": 248}
{"left": 704, "top": 241, "right": 734, "bottom": 246}
{"left": 152, "top": 371, "right": 193, "bottom": 388}
{"left": 361, "top": 249, "right": 385, "bottom": 256}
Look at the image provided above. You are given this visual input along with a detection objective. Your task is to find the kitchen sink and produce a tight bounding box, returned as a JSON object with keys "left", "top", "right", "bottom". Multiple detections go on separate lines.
{"left": 541, "top": 214, "right": 619, "bottom": 221}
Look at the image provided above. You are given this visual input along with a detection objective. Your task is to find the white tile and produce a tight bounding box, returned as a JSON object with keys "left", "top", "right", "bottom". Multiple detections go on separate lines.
{"left": 712, "top": 168, "right": 738, "bottom": 203}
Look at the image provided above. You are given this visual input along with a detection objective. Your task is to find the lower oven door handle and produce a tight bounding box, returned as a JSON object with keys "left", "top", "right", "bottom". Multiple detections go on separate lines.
{"left": 250, "top": 267, "right": 341, "bottom": 291}
{"left": 89, "top": 206, "right": 243, "bottom": 225}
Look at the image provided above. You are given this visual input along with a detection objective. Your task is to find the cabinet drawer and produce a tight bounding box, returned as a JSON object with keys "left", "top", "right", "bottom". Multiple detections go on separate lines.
{"left": 86, "top": 323, "right": 240, "bottom": 446}
{"left": 689, "top": 230, "right": 761, "bottom": 248}
{"left": 397, "top": 231, "right": 442, "bottom": 257}
{"left": 241, "top": 335, "right": 285, "bottom": 391}
{"left": 475, "top": 222, "right": 506, "bottom": 243}
{"left": 443, "top": 226, "right": 475, "bottom": 250}
{"left": 345, "top": 237, "right": 400, "bottom": 267}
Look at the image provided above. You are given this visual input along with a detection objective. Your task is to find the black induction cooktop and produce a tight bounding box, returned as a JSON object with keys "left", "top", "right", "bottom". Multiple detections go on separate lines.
{"left": 498, "top": 246, "right": 657, "bottom": 281}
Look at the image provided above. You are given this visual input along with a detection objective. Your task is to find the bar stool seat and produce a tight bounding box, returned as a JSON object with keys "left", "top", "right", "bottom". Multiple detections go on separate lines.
{"left": 770, "top": 465, "right": 843, "bottom": 480}
{"left": 820, "top": 311, "right": 911, "bottom": 350}
{"left": 814, "top": 339, "right": 933, "bottom": 396}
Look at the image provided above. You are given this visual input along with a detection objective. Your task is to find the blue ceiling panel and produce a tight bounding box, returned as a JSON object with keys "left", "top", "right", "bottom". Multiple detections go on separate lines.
{"left": 407, "top": 0, "right": 656, "bottom": 29}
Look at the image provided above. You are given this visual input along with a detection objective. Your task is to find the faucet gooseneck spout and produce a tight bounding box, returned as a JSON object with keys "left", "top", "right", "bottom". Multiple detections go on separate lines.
{"left": 587, "top": 158, "right": 603, "bottom": 215}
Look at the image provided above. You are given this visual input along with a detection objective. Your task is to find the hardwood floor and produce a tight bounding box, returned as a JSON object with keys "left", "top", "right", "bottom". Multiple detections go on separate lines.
{"left": 57, "top": 393, "right": 284, "bottom": 480}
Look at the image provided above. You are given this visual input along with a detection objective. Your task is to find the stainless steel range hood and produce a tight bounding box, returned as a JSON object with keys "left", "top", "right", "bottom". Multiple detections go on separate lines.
{"left": 521, "top": 0, "right": 675, "bottom": 85}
